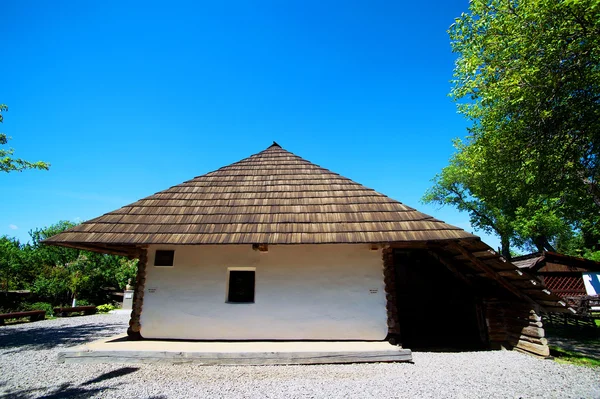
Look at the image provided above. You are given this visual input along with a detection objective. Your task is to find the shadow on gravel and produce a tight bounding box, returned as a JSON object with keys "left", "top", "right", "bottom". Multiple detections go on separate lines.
{"left": 1, "top": 382, "right": 117, "bottom": 399}
{"left": 546, "top": 325, "right": 600, "bottom": 360}
{"left": 409, "top": 348, "right": 489, "bottom": 353}
{"left": 0, "top": 322, "right": 125, "bottom": 353}
{"left": 1, "top": 368, "right": 140, "bottom": 399}
{"left": 81, "top": 367, "right": 139, "bottom": 386}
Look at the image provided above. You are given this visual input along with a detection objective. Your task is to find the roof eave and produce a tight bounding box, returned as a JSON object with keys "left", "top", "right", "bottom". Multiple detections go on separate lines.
{"left": 42, "top": 239, "right": 142, "bottom": 257}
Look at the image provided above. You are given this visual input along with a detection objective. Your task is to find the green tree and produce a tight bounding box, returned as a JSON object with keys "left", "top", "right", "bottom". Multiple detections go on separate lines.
{"left": 0, "top": 236, "right": 23, "bottom": 292}
{"left": 0, "top": 221, "right": 138, "bottom": 309}
{"left": 28, "top": 221, "right": 82, "bottom": 304}
{"left": 0, "top": 104, "right": 50, "bottom": 173}
{"left": 29, "top": 221, "right": 81, "bottom": 268}
{"left": 25, "top": 221, "right": 138, "bottom": 305}
{"left": 425, "top": 0, "right": 600, "bottom": 258}
{"left": 423, "top": 140, "right": 518, "bottom": 258}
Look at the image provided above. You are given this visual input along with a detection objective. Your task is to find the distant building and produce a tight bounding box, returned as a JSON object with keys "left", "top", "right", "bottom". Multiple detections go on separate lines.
{"left": 513, "top": 252, "right": 600, "bottom": 311}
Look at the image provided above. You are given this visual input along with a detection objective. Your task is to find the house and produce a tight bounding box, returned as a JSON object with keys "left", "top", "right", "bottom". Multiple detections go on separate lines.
{"left": 45, "top": 143, "right": 572, "bottom": 358}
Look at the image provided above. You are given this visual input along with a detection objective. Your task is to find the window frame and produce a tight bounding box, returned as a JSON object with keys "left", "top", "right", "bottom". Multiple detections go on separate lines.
{"left": 226, "top": 267, "right": 256, "bottom": 304}
{"left": 154, "top": 250, "right": 175, "bottom": 267}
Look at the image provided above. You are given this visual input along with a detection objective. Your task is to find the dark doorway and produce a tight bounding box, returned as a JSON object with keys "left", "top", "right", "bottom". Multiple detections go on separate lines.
{"left": 394, "top": 249, "right": 486, "bottom": 350}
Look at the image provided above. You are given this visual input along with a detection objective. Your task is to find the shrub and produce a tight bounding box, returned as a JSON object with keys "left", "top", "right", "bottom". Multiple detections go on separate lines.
{"left": 97, "top": 304, "right": 118, "bottom": 313}
{"left": 75, "top": 299, "right": 92, "bottom": 306}
{"left": 23, "top": 302, "right": 54, "bottom": 317}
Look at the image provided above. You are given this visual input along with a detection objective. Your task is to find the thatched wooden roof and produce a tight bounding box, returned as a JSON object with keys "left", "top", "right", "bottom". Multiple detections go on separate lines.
{"left": 45, "top": 142, "right": 476, "bottom": 250}
{"left": 513, "top": 251, "right": 600, "bottom": 273}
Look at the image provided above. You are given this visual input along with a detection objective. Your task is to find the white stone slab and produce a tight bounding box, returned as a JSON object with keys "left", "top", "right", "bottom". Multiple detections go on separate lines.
{"left": 58, "top": 335, "right": 413, "bottom": 365}
{"left": 108, "top": 309, "right": 131, "bottom": 315}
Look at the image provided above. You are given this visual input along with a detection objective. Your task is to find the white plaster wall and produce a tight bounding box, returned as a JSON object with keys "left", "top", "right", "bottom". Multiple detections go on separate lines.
{"left": 139, "top": 244, "right": 388, "bottom": 340}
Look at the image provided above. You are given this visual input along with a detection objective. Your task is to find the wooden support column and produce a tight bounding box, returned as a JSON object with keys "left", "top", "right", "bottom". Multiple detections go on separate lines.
{"left": 127, "top": 248, "right": 148, "bottom": 341}
{"left": 382, "top": 247, "right": 400, "bottom": 344}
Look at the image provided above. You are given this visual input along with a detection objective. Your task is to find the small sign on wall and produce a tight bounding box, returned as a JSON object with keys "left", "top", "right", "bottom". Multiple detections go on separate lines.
{"left": 148, "top": 288, "right": 157, "bottom": 294}
{"left": 369, "top": 289, "right": 378, "bottom": 294}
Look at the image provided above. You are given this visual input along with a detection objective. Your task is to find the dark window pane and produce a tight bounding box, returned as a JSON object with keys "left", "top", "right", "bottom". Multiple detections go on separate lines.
{"left": 154, "top": 250, "right": 174, "bottom": 266}
{"left": 228, "top": 271, "right": 255, "bottom": 303}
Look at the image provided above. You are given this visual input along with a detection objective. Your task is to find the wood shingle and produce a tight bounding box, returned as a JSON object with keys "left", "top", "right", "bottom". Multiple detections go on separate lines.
{"left": 44, "top": 142, "right": 476, "bottom": 248}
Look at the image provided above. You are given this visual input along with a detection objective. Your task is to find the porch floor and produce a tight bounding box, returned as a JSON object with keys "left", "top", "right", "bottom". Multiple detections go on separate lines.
{"left": 58, "top": 335, "right": 413, "bottom": 365}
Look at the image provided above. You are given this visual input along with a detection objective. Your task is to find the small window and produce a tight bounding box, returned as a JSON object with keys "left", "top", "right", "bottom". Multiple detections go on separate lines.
{"left": 154, "top": 250, "right": 174, "bottom": 266}
{"left": 228, "top": 270, "right": 255, "bottom": 303}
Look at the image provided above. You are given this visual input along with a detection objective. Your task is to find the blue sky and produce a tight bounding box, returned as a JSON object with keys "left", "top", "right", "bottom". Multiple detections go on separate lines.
{"left": 1, "top": 1, "right": 501, "bottom": 251}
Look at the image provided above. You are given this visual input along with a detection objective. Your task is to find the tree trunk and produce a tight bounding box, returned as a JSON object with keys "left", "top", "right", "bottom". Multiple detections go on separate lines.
{"left": 534, "top": 236, "right": 546, "bottom": 253}
{"left": 501, "top": 237, "right": 511, "bottom": 261}
{"left": 534, "top": 236, "right": 556, "bottom": 253}
{"left": 583, "top": 229, "right": 600, "bottom": 251}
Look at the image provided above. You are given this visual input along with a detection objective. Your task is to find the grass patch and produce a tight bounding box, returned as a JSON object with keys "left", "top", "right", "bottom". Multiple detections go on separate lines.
{"left": 550, "top": 346, "right": 600, "bottom": 368}
{"left": 590, "top": 313, "right": 600, "bottom": 327}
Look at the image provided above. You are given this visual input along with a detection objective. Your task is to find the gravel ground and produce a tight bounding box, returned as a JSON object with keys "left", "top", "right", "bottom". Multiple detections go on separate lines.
{"left": 1, "top": 314, "right": 599, "bottom": 399}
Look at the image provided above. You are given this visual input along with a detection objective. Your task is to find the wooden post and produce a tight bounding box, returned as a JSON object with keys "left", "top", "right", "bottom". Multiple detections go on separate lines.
{"left": 127, "top": 248, "right": 147, "bottom": 340}
{"left": 382, "top": 247, "right": 400, "bottom": 343}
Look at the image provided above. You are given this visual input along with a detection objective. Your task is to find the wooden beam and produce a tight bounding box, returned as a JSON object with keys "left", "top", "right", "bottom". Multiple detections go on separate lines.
{"left": 388, "top": 241, "right": 431, "bottom": 249}
{"left": 508, "top": 332, "right": 548, "bottom": 346}
{"left": 542, "top": 306, "right": 577, "bottom": 314}
{"left": 475, "top": 269, "right": 533, "bottom": 280}
{"left": 450, "top": 242, "right": 533, "bottom": 303}
{"left": 507, "top": 279, "right": 544, "bottom": 289}
{"left": 82, "top": 243, "right": 139, "bottom": 257}
{"left": 514, "top": 339, "right": 550, "bottom": 357}
{"left": 428, "top": 250, "right": 475, "bottom": 289}
{"left": 493, "top": 270, "right": 532, "bottom": 280}
{"left": 454, "top": 250, "right": 502, "bottom": 261}
{"left": 48, "top": 241, "right": 138, "bottom": 257}
{"left": 536, "top": 300, "right": 568, "bottom": 308}
{"left": 514, "top": 325, "right": 545, "bottom": 339}
{"left": 523, "top": 289, "right": 552, "bottom": 296}
{"left": 501, "top": 310, "right": 543, "bottom": 322}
